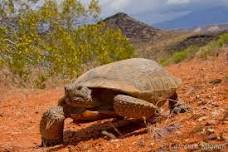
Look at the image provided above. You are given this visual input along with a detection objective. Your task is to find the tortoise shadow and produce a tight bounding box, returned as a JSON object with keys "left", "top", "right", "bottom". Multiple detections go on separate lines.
{"left": 63, "top": 118, "right": 146, "bottom": 145}
{"left": 45, "top": 118, "right": 147, "bottom": 152}
{"left": 46, "top": 119, "right": 147, "bottom": 152}
{"left": 46, "top": 115, "right": 167, "bottom": 152}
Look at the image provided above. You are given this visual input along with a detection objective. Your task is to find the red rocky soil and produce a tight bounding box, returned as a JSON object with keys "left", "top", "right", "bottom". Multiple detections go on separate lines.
{"left": 0, "top": 52, "right": 227, "bottom": 152}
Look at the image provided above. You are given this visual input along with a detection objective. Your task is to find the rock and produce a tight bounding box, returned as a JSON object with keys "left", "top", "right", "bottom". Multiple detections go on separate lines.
{"left": 205, "top": 120, "right": 217, "bottom": 126}
{"left": 220, "top": 133, "right": 228, "bottom": 141}
{"left": 110, "top": 139, "right": 119, "bottom": 143}
{"left": 207, "top": 134, "right": 218, "bottom": 140}
{"left": 206, "top": 128, "right": 215, "bottom": 134}
{"left": 136, "top": 140, "right": 145, "bottom": 147}
{"left": 154, "top": 123, "right": 181, "bottom": 140}
{"left": 209, "top": 79, "right": 222, "bottom": 85}
{"left": 197, "top": 100, "right": 207, "bottom": 105}
{"left": 198, "top": 116, "right": 208, "bottom": 122}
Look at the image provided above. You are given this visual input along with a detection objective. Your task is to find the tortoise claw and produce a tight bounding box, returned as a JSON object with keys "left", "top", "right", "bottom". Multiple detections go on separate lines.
{"left": 41, "top": 137, "right": 63, "bottom": 147}
{"left": 171, "top": 102, "right": 190, "bottom": 114}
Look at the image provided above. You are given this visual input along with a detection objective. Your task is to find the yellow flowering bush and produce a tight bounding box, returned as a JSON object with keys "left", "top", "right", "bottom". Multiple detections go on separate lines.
{"left": 0, "top": 0, "right": 135, "bottom": 87}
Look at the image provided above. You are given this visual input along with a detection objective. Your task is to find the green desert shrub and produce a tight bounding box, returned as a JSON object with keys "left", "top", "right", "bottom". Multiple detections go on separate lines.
{"left": 217, "top": 33, "right": 228, "bottom": 47}
{"left": 160, "top": 46, "right": 199, "bottom": 65}
{"left": 161, "top": 32, "right": 228, "bottom": 65}
{"left": 196, "top": 33, "right": 228, "bottom": 59}
{"left": 196, "top": 41, "right": 220, "bottom": 59}
{"left": 0, "top": 0, "right": 135, "bottom": 87}
{"left": 172, "top": 51, "right": 189, "bottom": 63}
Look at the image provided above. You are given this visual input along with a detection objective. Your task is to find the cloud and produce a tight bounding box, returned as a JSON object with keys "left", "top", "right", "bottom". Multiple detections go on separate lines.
{"left": 85, "top": 0, "right": 228, "bottom": 24}
{"left": 107, "top": 0, "right": 130, "bottom": 9}
{"left": 167, "top": 0, "right": 190, "bottom": 5}
{"left": 222, "top": 0, "right": 228, "bottom": 6}
{"left": 99, "top": 0, "right": 167, "bottom": 17}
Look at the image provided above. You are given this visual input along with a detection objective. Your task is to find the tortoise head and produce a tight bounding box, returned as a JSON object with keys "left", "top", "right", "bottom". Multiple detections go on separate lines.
{"left": 64, "top": 84, "right": 95, "bottom": 108}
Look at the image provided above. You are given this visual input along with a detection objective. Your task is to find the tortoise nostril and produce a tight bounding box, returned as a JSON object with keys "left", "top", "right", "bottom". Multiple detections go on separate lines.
{"left": 64, "top": 86, "right": 67, "bottom": 92}
{"left": 64, "top": 86, "right": 70, "bottom": 95}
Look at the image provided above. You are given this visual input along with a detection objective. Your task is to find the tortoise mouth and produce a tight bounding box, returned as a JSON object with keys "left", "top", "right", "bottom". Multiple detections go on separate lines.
{"left": 72, "top": 96, "right": 85, "bottom": 103}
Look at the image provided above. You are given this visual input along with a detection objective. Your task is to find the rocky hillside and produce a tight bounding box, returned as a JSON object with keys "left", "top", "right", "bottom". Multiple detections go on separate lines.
{"left": 102, "top": 12, "right": 228, "bottom": 61}
{"left": 169, "top": 30, "right": 228, "bottom": 52}
{"left": 102, "top": 12, "right": 164, "bottom": 43}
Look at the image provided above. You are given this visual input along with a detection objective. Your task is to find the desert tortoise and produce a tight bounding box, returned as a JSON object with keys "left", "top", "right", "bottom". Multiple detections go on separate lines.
{"left": 40, "top": 58, "right": 187, "bottom": 146}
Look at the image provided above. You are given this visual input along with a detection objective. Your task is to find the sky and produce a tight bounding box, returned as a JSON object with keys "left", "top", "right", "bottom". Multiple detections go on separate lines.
{"left": 96, "top": 0, "right": 228, "bottom": 24}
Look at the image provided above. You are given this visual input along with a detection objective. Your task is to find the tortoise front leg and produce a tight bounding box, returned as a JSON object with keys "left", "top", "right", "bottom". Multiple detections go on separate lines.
{"left": 40, "top": 106, "right": 65, "bottom": 147}
{"left": 40, "top": 97, "right": 118, "bottom": 147}
{"left": 168, "top": 92, "right": 190, "bottom": 114}
{"left": 40, "top": 97, "right": 86, "bottom": 147}
{"left": 113, "top": 95, "right": 160, "bottom": 119}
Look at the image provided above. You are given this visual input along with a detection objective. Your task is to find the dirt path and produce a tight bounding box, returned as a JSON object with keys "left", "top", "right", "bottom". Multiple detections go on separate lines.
{"left": 0, "top": 53, "right": 227, "bottom": 152}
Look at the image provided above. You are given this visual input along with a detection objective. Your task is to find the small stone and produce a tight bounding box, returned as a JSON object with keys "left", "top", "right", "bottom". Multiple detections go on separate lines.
{"left": 198, "top": 100, "right": 207, "bottom": 105}
{"left": 196, "top": 95, "right": 200, "bottom": 99}
{"left": 110, "top": 139, "right": 119, "bottom": 143}
{"left": 150, "top": 142, "right": 155, "bottom": 146}
{"left": 176, "top": 131, "right": 182, "bottom": 135}
{"left": 209, "top": 79, "right": 222, "bottom": 85}
{"left": 207, "top": 128, "right": 214, "bottom": 134}
{"left": 136, "top": 140, "right": 145, "bottom": 147}
{"left": 184, "top": 139, "right": 189, "bottom": 142}
{"left": 198, "top": 116, "right": 208, "bottom": 122}
{"left": 220, "top": 134, "right": 228, "bottom": 141}
{"left": 205, "top": 120, "right": 217, "bottom": 126}
{"left": 207, "top": 134, "right": 218, "bottom": 140}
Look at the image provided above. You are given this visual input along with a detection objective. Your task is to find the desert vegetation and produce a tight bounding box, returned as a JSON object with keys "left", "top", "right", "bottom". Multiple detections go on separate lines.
{"left": 160, "top": 32, "right": 228, "bottom": 65}
{"left": 0, "top": 0, "right": 135, "bottom": 88}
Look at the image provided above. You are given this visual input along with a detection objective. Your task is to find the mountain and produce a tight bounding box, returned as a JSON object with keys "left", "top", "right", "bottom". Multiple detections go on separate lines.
{"left": 190, "top": 24, "right": 228, "bottom": 33}
{"left": 101, "top": 12, "right": 227, "bottom": 60}
{"left": 156, "top": 6, "right": 228, "bottom": 29}
{"left": 102, "top": 12, "right": 192, "bottom": 60}
{"left": 102, "top": 12, "right": 163, "bottom": 43}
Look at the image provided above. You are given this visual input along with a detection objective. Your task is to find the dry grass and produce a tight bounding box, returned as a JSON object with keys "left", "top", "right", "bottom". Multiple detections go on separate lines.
{"left": 134, "top": 31, "right": 193, "bottom": 60}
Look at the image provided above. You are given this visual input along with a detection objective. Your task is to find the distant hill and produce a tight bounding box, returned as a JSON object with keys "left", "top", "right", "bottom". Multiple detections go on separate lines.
{"left": 102, "top": 12, "right": 197, "bottom": 59}
{"left": 156, "top": 6, "right": 228, "bottom": 29}
{"left": 102, "top": 12, "right": 228, "bottom": 60}
{"left": 101, "top": 12, "right": 164, "bottom": 43}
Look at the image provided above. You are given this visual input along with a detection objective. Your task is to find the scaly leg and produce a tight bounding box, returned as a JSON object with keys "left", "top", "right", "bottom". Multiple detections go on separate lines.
{"left": 113, "top": 95, "right": 160, "bottom": 119}
{"left": 40, "top": 106, "right": 65, "bottom": 147}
